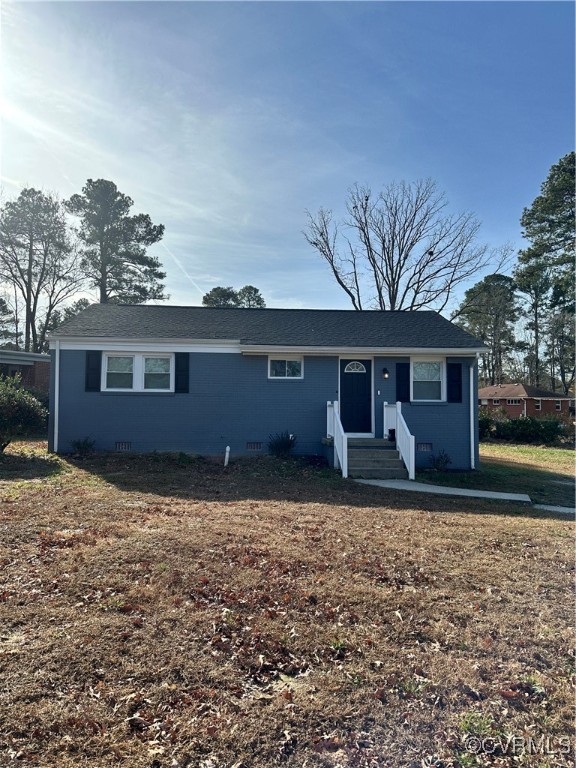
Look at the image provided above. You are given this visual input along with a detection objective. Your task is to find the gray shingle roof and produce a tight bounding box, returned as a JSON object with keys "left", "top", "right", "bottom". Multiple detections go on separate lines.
{"left": 50, "top": 304, "right": 486, "bottom": 350}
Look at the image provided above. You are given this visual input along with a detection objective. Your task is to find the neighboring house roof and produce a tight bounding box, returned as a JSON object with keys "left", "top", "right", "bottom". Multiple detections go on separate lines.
{"left": 49, "top": 304, "right": 486, "bottom": 352}
{"left": 478, "top": 383, "right": 571, "bottom": 400}
{"left": 0, "top": 349, "right": 50, "bottom": 366}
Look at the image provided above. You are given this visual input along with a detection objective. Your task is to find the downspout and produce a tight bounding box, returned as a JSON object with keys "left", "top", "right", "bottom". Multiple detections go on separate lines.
{"left": 53, "top": 340, "right": 60, "bottom": 453}
{"left": 469, "top": 356, "right": 476, "bottom": 470}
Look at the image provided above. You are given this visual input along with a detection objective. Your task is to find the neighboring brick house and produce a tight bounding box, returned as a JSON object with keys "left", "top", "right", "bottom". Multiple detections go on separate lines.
{"left": 0, "top": 350, "right": 51, "bottom": 394}
{"left": 478, "top": 383, "right": 573, "bottom": 422}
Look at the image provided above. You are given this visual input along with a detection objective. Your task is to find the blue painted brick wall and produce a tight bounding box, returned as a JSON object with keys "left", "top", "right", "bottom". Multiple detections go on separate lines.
{"left": 52, "top": 350, "right": 478, "bottom": 469}
{"left": 54, "top": 351, "right": 339, "bottom": 457}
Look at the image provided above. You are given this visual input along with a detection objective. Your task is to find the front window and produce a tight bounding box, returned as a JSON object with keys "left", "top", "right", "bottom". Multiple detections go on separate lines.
{"left": 103, "top": 353, "right": 173, "bottom": 392}
{"left": 534, "top": 399, "right": 541, "bottom": 411}
{"left": 555, "top": 400, "right": 562, "bottom": 411}
{"left": 269, "top": 357, "right": 303, "bottom": 379}
{"left": 144, "top": 356, "right": 171, "bottom": 389}
{"left": 412, "top": 360, "right": 442, "bottom": 401}
{"left": 106, "top": 356, "right": 134, "bottom": 389}
{"left": 507, "top": 399, "right": 520, "bottom": 406}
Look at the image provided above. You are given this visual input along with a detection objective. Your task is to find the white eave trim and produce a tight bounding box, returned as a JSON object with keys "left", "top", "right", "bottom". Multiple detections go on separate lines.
{"left": 240, "top": 345, "right": 487, "bottom": 356}
{"left": 51, "top": 337, "right": 242, "bottom": 353}
{"left": 49, "top": 338, "right": 486, "bottom": 356}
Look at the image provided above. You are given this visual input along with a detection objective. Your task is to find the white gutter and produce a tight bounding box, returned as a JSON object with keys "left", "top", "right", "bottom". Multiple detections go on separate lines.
{"left": 241, "top": 345, "right": 488, "bottom": 356}
{"left": 470, "top": 356, "right": 476, "bottom": 470}
{"left": 53, "top": 341, "right": 60, "bottom": 453}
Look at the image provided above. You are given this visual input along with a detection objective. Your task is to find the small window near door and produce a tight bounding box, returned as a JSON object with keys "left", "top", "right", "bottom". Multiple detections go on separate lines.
{"left": 344, "top": 361, "right": 367, "bottom": 373}
{"left": 412, "top": 360, "right": 443, "bottom": 401}
{"left": 555, "top": 400, "right": 562, "bottom": 411}
{"left": 268, "top": 357, "right": 303, "bottom": 379}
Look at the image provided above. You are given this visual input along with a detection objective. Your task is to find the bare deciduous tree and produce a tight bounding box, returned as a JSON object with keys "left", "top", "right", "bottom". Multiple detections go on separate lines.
{"left": 0, "top": 189, "right": 84, "bottom": 352}
{"left": 304, "top": 179, "right": 495, "bottom": 312}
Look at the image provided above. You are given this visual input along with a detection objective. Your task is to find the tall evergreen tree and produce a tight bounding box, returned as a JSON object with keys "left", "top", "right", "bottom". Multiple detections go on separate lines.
{"left": 519, "top": 152, "right": 575, "bottom": 310}
{"left": 518, "top": 152, "right": 575, "bottom": 392}
{"left": 454, "top": 274, "right": 518, "bottom": 386}
{"left": 0, "top": 298, "right": 17, "bottom": 347}
{"left": 513, "top": 260, "right": 551, "bottom": 387}
{"left": 65, "top": 179, "right": 166, "bottom": 304}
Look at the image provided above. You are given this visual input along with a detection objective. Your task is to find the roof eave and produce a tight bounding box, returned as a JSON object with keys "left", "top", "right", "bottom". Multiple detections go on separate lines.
{"left": 240, "top": 344, "right": 486, "bottom": 355}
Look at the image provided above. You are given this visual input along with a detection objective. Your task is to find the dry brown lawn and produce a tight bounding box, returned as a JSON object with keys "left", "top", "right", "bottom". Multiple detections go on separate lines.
{"left": 0, "top": 443, "right": 574, "bottom": 768}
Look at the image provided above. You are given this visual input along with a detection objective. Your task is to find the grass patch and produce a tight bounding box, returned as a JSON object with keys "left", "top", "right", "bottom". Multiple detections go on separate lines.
{"left": 0, "top": 442, "right": 574, "bottom": 767}
{"left": 417, "top": 442, "right": 575, "bottom": 507}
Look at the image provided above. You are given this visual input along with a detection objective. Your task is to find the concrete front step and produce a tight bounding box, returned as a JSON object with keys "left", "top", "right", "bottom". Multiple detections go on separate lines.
{"left": 348, "top": 438, "right": 397, "bottom": 448}
{"left": 346, "top": 438, "right": 408, "bottom": 480}
{"left": 349, "top": 468, "right": 409, "bottom": 480}
{"left": 349, "top": 463, "right": 407, "bottom": 474}
{"left": 349, "top": 449, "right": 401, "bottom": 462}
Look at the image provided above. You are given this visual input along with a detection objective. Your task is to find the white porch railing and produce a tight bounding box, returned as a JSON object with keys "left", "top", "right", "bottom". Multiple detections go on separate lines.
{"left": 326, "top": 401, "right": 348, "bottom": 478}
{"left": 383, "top": 401, "right": 415, "bottom": 480}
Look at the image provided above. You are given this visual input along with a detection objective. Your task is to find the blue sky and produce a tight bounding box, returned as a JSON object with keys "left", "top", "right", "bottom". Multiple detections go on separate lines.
{"left": 1, "top": 1, "right": 574, "bottom": 312}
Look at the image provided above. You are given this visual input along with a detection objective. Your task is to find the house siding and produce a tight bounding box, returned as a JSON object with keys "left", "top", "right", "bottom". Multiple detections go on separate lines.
{"left": 52, "top": 349, "right": 478, "bottom": 470}
{"left": 372, "top": 356, "right": 476, "bottom": 470}
{"left": 53, "top": 350, "right": 339, "bottom": 456}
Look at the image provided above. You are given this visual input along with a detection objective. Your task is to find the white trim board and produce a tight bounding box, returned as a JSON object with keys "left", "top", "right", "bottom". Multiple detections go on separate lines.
{"left": 53, "top": 341, "right": 242, "bottom": 354}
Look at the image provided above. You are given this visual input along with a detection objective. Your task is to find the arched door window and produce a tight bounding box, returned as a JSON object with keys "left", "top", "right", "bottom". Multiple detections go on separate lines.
{"left": 344, "top": 361, "right": 367, "bottom": 373}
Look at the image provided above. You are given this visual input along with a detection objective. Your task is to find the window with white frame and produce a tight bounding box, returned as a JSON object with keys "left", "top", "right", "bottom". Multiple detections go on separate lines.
{"left": 507, "top": 398, "right": 520, "bottom": 405}
{"left": 555, "top": 400, "right": 562, "bottom": 411}
{"left": 492, "top": 399, "right": 500, "bottom": 405}
{"left": 534, "top": 399, "right": 541, "bottom": 411}
{"left": 412, "top": 359, "right": 443, "bottom": 401}
{"left": 103, "top": 353, "right": 174, "bottom": 392}
{"left": 268, "top": 357, "right": 303, "bottom": 379}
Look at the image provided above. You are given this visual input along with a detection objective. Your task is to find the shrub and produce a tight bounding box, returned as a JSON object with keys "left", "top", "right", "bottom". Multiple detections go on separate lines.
{"left": 0, "top": 375, "right": 48, "bottom": 451}
{"left": 24, "top": 386, "right": 50, "bottom": 410}
{"left": 478, "top": 408, "right": 494, "bottom": 440}
{"left": 268, "top": 431, "right": 297, "bottom": 458}
{"left": 429, "top": 449, "right": 452, "bottom": 471}
{"left": 493, "top": 415, "right": 564, "bottom": 444}
{"left": 70, "top": 437, "right": 96, "bottom": 457}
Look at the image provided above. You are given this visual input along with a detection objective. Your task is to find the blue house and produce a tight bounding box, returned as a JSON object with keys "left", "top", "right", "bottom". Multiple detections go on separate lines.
{"left": 48, "top": 305, "right": 485, "bottom": 479}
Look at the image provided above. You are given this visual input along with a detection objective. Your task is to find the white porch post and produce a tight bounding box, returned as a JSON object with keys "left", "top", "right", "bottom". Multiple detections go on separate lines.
{"left": 53, "top": 341, "right": 61, "bottom": 453}
{"left": 469, "top": 358, "right": 476, "bottom": 470}
{"left": 327, "top": 401, "right": 334, "bottom": 437}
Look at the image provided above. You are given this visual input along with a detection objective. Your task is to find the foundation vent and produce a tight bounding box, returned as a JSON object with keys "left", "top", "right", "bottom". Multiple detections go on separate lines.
{"left": 246, "top": 441, "right": 263, "bottom": 451}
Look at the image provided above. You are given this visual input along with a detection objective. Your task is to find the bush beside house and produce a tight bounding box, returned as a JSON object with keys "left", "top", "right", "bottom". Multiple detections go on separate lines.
{"left": 479, "top": 407, "right": 566, "bottom": 445}
{"left": 0, "top": 375, "right": 48, "bottom": 451}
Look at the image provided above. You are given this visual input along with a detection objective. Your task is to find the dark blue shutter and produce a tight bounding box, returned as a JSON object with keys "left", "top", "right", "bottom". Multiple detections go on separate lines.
{"left": 396, "top": 363, "right": 410, "bottom": 402}
{"left": 447, "top": 362, "right": 462, "bottom": 403}
{"left": 174, "top": 353, "right": 189, "bottom": 393}
{"left": 85, "top": 351, "right": 102, "bottom": 392}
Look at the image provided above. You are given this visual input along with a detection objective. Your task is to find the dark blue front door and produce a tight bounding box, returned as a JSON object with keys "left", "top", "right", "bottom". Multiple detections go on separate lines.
{"left": 339, "top": 359, "right": 372, "bottom": 433}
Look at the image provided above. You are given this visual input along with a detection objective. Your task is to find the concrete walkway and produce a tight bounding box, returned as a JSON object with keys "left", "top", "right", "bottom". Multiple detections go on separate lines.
{"left": 355, "top": 479, "right": 575, "bottom": 516}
